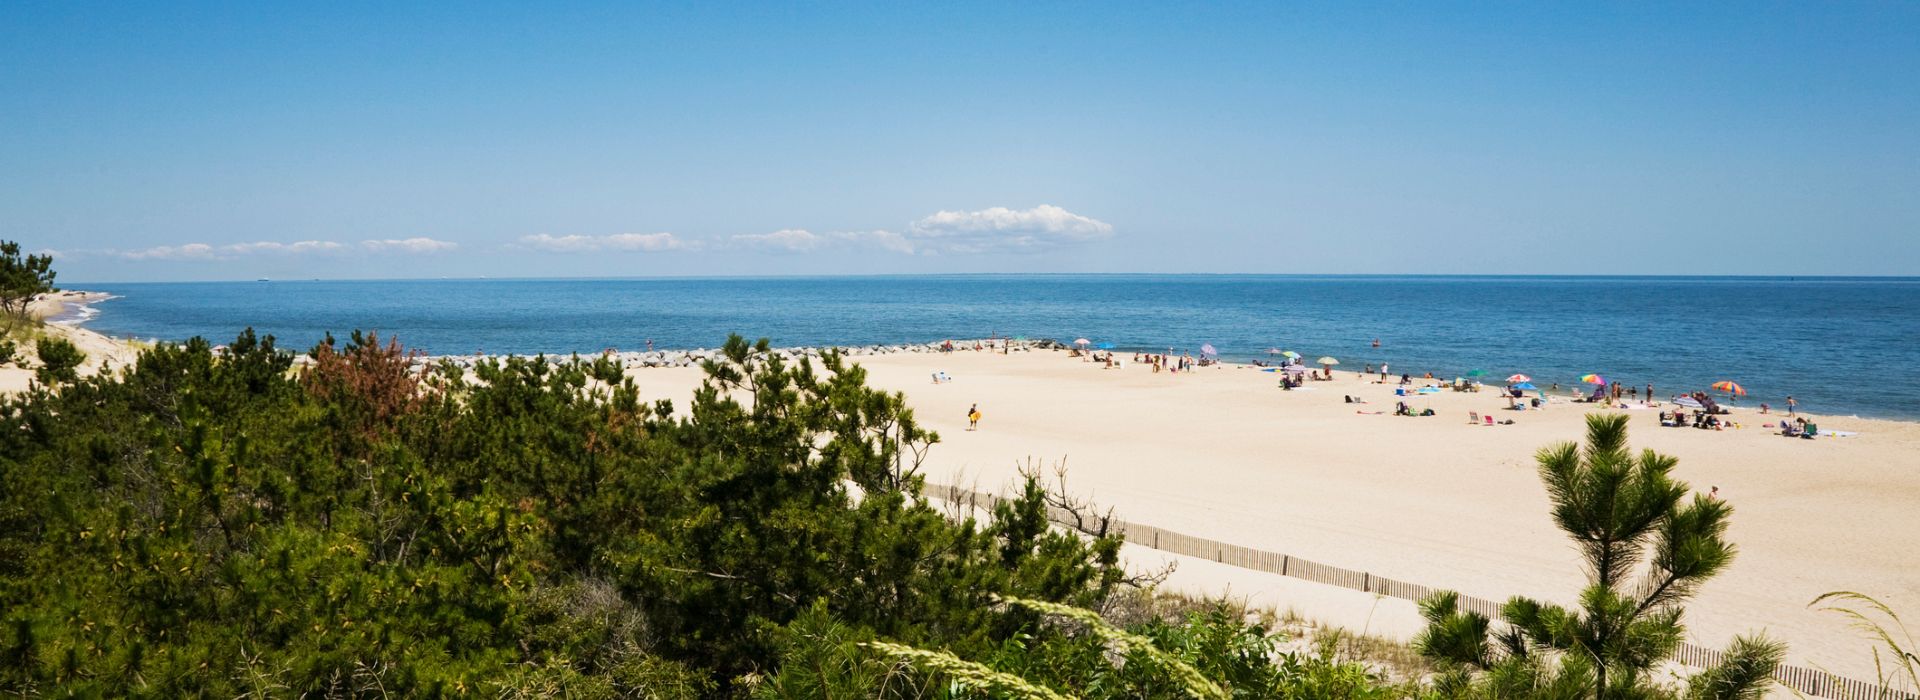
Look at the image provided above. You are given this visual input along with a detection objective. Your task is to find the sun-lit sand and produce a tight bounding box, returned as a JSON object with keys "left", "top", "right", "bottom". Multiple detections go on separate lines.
{"left": 619, "top": 346, "right": 1920, "bottom": 679}
{"left": 0, "top": 291, "right": 141, "bottom": 393}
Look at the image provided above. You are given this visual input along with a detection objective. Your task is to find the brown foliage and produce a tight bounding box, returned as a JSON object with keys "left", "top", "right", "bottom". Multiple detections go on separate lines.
{"left": 302, "top": 331, "right": 425, "bottom": 437}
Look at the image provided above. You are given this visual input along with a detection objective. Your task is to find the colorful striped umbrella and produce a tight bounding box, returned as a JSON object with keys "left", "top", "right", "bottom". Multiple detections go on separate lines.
{"left": 1506, "top": 374, "right": 1532, "bottom": 383}
{"left": 1712, "top": 380, "right": 1746, "bottom": 396}
{"left": 1580, "top": 374, "right": 1608, "bottom": 385}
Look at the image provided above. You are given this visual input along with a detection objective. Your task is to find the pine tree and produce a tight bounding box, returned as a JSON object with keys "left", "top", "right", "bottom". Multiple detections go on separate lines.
{"left": 1416, "top": 413, "right": 1784, "bottom": 700}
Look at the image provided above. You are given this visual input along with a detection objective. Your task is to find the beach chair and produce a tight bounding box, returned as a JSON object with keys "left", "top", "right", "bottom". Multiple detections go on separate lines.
{"left": 1468, "top": 411, "right": 1480, "bottom": 425}
{"left": 1483, "top": 415, "right": 1494, "bottom": 426}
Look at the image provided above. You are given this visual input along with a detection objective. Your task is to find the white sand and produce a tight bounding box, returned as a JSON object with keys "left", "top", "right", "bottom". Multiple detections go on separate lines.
{"left": 0, "top": 291, "right": 141, "bottom": 392}
{"left": 622, "top": 348, "right": 1919, "bottom": 679}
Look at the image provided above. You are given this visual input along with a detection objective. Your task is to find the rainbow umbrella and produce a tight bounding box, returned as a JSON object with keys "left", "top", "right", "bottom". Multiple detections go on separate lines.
{"left": 1711, "top": 380, "right": 1746, "bottom": 396}
{"left": 1506, "top": 374, "right": 1532, "bottom": 383}
{"left": 1580, "top": 374, "right": 1608, "bottom": 385}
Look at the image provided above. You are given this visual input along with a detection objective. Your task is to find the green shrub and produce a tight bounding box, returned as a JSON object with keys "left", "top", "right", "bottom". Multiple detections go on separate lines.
{"left": 31, "top": 336, "right": 83, "bottom": 385}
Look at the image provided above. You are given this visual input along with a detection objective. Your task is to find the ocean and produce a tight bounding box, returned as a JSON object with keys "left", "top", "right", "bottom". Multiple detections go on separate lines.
{"left": 62, "top": 275, "right": 1920, "bottom": 420}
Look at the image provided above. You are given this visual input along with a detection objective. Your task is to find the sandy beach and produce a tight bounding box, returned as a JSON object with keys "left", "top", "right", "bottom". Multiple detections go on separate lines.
{"left": 613, "top": 345, "right": 1920, "bottom": 680}
{"left": 0, "top": 291, "right": 141, "bottom": 393}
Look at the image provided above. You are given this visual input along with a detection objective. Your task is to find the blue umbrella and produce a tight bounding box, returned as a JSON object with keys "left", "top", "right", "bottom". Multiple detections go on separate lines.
{"left": 1513, "top": 382, "right": 1538, "bottom": 391}
{"left": 1095, "top": 342, "right": 1115, "bottom": 350}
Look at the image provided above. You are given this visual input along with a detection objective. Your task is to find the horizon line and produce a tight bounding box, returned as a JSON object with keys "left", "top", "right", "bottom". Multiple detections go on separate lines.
{"left": 64, "top": 272, "right": 1920, "bottom": 286}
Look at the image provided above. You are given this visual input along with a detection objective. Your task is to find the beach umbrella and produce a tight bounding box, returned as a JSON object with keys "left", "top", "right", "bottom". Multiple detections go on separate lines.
{"left": 1073, "top": 338, "right": 1091, "bottom": 347}
{"left": 1266, "top": 348, "right": 1282, "bottom": 355}
{"left": 1200, "top": 343, "right": 1217, "bottom": 356}
{"left": 1281, "top": 350, "right": 1300, "bottom": 359}
{"left": 1513, "top": 382, "right": 1539, "bottom": 391}
{"left": 1095, "top": 342, "right": 1114, "bottom": 350}
{"left": 1316, "top": 356, "right": 1340, "bottom": 366}
{"left": 1506, "top": 374, "right": 1532, "bottom": 383}
{"left": 1712, "top": 380, "right": 1746, "bottom": 396}
{"left": 1580, "top": 374, "right": 1608, "bottom": 385}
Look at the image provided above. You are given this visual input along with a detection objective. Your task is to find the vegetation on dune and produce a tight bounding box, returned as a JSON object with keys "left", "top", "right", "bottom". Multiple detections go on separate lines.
{"left": 0, "top": 246, "right": 1863, "bottom": 698}
{"left": 0, "top": 327, "right": 1403, "bottom": 697}
{"left": 0, "top": 240, "right": 57, "bottom": 324}
{"left": 1415, "top": 414, "right": 1783, "bottom": 700}
{"left": 1811, "top": 591, "right": 1919, "bottom": 699}
{"left": 31, "top": 336, "right": 85, "bottom": 386}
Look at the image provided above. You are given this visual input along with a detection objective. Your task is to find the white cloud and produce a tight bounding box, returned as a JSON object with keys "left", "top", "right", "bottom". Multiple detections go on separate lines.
{"left": 222, "top": 240, "right": 346, "bottom": 255}
{"left": 362, "top": 237, "right": 458, "bottom": 254}
{"left": 121, "top": 243, "right": 220, "bottom": 260}
{"left": 837, "top": 229, "right": 917, "bottom": 255}
{"left": 732, "top": 229, "right": 827, "bottom": 252}
{"left": 731, "top": 228, "right": 919, "bottom": 255}
{"left": 118, "top": 240, "right": 347, "bottom": 260}
{"left": 905, "top": 205, "right": 1113, "bottom": 253}
{"left": 520, "top": 232, "right": 684, "bottom": 253}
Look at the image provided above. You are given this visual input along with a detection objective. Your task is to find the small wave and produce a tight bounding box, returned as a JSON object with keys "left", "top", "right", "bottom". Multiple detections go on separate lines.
{"left": 47, "top": 295, "right": 114, "bottom": 327}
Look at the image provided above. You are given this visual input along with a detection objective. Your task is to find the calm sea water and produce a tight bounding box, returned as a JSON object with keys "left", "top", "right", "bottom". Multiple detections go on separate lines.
{"left": 66, "top": 275, "right": 1920, "bottom": 420}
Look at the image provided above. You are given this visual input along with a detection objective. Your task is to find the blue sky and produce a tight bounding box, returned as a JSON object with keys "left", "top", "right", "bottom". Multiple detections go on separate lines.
{"left": 5, "top": 3, "right": 1916, "bottom": 282}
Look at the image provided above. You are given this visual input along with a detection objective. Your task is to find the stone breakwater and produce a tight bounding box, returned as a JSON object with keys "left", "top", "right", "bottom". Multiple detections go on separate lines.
{"left": 407, "top": 338, "right": 1071, "bottom": 370}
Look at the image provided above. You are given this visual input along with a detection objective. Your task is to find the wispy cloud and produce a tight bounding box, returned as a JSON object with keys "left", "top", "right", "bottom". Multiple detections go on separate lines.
{"left": 728, "top": 205, "right": 1112, "bottom": 256}
{"left": 361, "top": 237, "right": 458, "bottom": 254}
{"left": 905, "top": 205, "right": 1113, "bottom": 253}
{"left": 520, "top": 232, "right": 686, "bottom": 253}
{"left": 76, "top": 238, "right": 456, "bottom": 261}
{"left": 731, "top": 229, "right": 825, "bottom": 252}
{"left": 731, "top": 228, "right": 918, "bottom": 255}
{"left": 119, "top": 240, "right": 348, "bottom": 260}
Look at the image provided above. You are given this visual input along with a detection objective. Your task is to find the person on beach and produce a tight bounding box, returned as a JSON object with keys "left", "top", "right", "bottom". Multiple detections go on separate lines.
{"left": 967, "top": 403, "right": 981, "bottom": 431}
{"left": 1787, "top": 395, "right": 1797, "bottom": 416}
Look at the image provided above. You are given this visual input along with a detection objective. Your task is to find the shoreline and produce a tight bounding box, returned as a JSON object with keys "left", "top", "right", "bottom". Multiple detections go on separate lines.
{"left": 48, "top": 288, "right": 1920, "bottom": 428}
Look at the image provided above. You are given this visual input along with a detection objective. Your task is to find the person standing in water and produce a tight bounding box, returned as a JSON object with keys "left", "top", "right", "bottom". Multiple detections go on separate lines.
{"left": 967, "top": 403, "right": 982, "bottom": 431}
{"left": 1787, "top": 395, "right": 1797, "bottom": 416}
